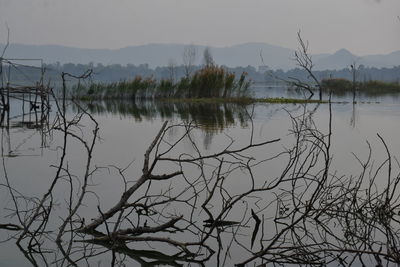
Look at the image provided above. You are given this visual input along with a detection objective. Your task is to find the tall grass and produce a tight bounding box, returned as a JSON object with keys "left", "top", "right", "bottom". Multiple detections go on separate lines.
{"left": 72, "top": 76, "right": 158, "bottom": 100}
{"left": 321, "top": 78, "right": 400, "bottom": 95}
{"left": 72, "top": 66, "right": 251, "bottom": 100}
{"left": 358, "top": 80, "right": 400, "bottom": 95}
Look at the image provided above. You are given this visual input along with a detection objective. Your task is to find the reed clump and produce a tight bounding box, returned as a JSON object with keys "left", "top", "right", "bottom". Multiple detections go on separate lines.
{"left": 72, "top": 66, "right": 251, "bottom": 100}
{"left": 321, "top": 78, "right": 353, "bottom": 92}
{"left": 72, "top": 76, "right": 158, "bottom": 100}
{"left": 183, "top": 66, "right": 250, "bottom": 98}
{"left": 358, "top": 80, "right": 400, "bottom": 94}
{"left": 321, "top": 78, "right": 400, "bottom": 95}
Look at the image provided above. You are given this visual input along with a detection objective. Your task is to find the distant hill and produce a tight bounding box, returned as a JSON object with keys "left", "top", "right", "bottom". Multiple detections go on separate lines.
{"left": 361, "top": 50, "right": 400, "bottom": 68}
{"left": 0, "top": 42, "right": 398, "bottom": 70}
{"left": 314, "top": 49, "right": 359, "bottom": 70}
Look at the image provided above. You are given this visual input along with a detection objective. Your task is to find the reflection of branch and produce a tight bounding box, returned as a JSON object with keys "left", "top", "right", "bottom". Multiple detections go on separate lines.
{"left": 115, "top": 216, "right": 182, "bottom": 235}
{"left": 250, "top": 209, "right": 261, "bottom": 249}
{"left": 84, "top": 239, "right": 185, "bottom": 267}
{"left": 0, "top": 223, "right": 23, "bottom": 231}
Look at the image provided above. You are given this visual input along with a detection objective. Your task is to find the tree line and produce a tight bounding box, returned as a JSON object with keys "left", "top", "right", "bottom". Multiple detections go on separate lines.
{"left": 6, "top": 61, "right": 400, "bottom": 89}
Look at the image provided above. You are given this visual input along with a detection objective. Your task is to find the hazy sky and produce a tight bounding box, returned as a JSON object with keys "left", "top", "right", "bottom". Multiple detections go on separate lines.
{"left": 0, "top": 0, "right": 399, "bottom": 55}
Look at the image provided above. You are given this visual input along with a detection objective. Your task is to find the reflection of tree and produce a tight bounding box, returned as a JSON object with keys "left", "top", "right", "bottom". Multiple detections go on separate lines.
{"left": 183, "top": 45, "right": 197, "bottom": 78}
{"left": 350, "top": 102, "right": 357, "bottom": 128}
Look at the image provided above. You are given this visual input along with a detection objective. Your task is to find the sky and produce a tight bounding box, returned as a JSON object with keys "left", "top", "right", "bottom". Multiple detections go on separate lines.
{"left": 0, "top": 0, "right": 399, "bottom": 55}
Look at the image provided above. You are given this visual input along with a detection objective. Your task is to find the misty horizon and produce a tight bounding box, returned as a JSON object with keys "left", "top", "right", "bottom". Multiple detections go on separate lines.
{"left": 1, "top": 41, "right": 399, "bottom": 71}
{"left": 3, "top": 40, "right": 400, "bottom": 57}
{"left": 0, "top": 0, "right": 399, "bottom": 56}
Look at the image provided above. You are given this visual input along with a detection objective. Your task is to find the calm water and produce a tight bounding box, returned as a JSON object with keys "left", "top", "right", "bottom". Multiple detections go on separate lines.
{"left": 1, "top": 86, "right": 400, "bottom": 266}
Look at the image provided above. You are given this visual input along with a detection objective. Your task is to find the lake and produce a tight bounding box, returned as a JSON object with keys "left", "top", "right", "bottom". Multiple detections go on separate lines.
{"left": 1, "top": 85, "right": 400, "bottom": 266}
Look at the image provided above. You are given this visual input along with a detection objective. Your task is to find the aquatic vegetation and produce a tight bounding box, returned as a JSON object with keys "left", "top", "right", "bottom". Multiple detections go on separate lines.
{"left": 322, "top": 78, "right": 400, "bottom": 95}
{"left": 72, "top": 65, "right": 252, "bottom": 100}
{"left": 358, "top": 80, "right": 400, "bottom": 94}
{"left": 183, "top": 66, "right": 250, "bottom": 98}
{"left": 321, "top": 78, "right": 353, "bottom": 92}
{"left": 72, "top": 76, "right": 158, "bottom": 100}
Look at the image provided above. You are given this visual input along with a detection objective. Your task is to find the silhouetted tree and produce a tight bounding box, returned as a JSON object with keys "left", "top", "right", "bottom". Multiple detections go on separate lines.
{"left": 203, "top": 47, "right": 214, "bottom": 67}
{"left": 183, "top": 44, "right": 197, "bottom": 78}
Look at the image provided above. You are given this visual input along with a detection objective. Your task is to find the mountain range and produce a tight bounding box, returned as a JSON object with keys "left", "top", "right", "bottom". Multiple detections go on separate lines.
{"left": 1, "top": 42, "right": 399, "bottom": 70}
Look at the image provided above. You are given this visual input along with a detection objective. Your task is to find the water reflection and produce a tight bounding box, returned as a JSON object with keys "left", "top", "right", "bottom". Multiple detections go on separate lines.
{"left": 2, "top": 92, "right": 400, "bottom": 266}
{"left": 82, "top": 100, "right": 250, "bottom": 130}
{"left": 86, "top": 239, "right": 198, "bottom": 267}
{"left": 252, "top": 84, "right": 400, "bottom": 104}
{"left": 79, "top": 100, "right": 253, "bottom": 148}
{"left": 3, "top": 101, "right": 400, "bottom": 267}
{"left": 0, "top": 104, "right": 52, "bottom": 158}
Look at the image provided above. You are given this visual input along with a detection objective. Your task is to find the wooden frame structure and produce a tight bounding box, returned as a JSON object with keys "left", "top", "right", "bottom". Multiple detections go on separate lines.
{"left": 0, "top": 57, "right": 51, "bottom": 128}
